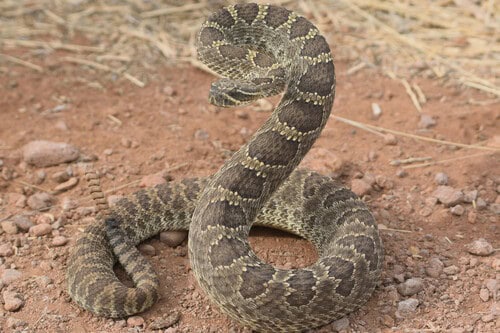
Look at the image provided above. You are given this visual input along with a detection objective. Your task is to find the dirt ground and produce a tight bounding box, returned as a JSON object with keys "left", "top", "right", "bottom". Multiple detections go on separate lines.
{"left": 1, "top": 4, "right": 499, "bottom": 333}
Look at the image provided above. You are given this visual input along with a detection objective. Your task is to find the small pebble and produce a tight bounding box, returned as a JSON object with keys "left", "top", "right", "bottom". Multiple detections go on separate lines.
{"left": 475, "top": 198, "right": 487, "bottom": 210}
{"left": 479, "top": 288, "right": 489, "bottom": 302}
{"left": 54, "top": 177, "right": 79, "bottom": 192}
{"left": 433, "top": 186, "right": 463, "bottom": 207}
{"left": 380, "top": 314, "right": 395, "bottom": 327}
{"left": 138, "top": 244, "right": 156, "bottom": 256}
{"left": 121, "top": 138, "right": 132, "bottom": 148}
{"left": 465, "top": 238, "right": 493, "bottom": 256}
{"left": 351, "top": 179, "right": 372, "bottom": 196}
{"left": 443, "top": 265, "right": 460, "bottom": 275}
{"left": 140, "top": 173, "right": 166, "bottom": 187}
{"left": 426, "top": 258, "right": 444, "bottom": 278}
{"left": 396, "top": 298, "right": 419, "bottom": 317}
{"left": 22, "top": 140, "right": 80, "bottom": 167}
{"left": 0, "top": 243, "right": 14, "bottom": 257}
{"left": 490, "top": 203, "right": 500, "bottom": 215}
{"left": 194, "top": 129, "right": 209, "bottom": 141}
{"left": 127, "top": 316, "right": 145, "bottom": 327}
{"left": 396, "top": 168, "right": 408, "bottom": 178}
{"left": 27, "top": 192, "right": 55, "bottom": 211}
{"left": 160, "top": 231, "right": 188, "bottom": 247}
{"left": 330, "top": 317, "right": 349, "bottom": 331}
{"left": 462, "top": 190, "right": 478, "bottom": 203}
{"left": 29, "top": 223, "right": 52, "bottom": 237}
{"left": 434, "top": 172, "right": 448, "bottom": 185}
{"left": 6, "top": 317, "right": 27, "bottom": 329}
{"left": 1, "top": 269, "right": 22, "bottom": 285}
{"left": 52, "top": 236, "right": 68, "bottom": 247}
{"left": 450, "top": 205, "right": 465, "bottom": 216}
{"left": 371, "top": 102, "right": 382, "bottom": 119}
{"left": 37, "top": 276, "right": 53, "bottom": 288}
{"left": 52, "top": 170, "right": 71, "bottom": 183}
{"left": 397, "top": 278, "right": 424, "bottom": 296}
{"left": 3, "top": 291, "right": 24, "bottom": 311}
{"left": 1, "top": 221, "right": 18, "bottom": 234}
{"left": 418, "top": 114, "right": 436, "bottom": 129}
{"left": 149, "top": 312, "right": 181, "bottom": 330}
{"left": 12, "top": 215, "right": 33, "bottom": 232}
{"left": 383, "top": 133, "right": 397, "bottom": 145}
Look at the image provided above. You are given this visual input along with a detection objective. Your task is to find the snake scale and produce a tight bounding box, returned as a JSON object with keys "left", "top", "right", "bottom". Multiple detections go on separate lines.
{"left": 66, "top": 3, "right": 383, "bottom": 332}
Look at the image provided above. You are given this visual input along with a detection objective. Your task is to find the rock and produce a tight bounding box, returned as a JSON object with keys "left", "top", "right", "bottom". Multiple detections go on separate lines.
{"left": 397, "top": 278, "right": 424, "bottom": 296}
{"left": 465, "top": 238, "right": 493, "bottom": 256}
{"left": 467, "top": 210, "right": 477, "bottom": 223}
{"left": 12, "top": 215, "right": 33, "bottom": 232}
{"left": 490, "top": 203, "right": 500, "bottom": 215}
{"left": 22, "top": 140, "right": 80, "bottom": 167}
{"left": 127, "top": 316, "right": 145, "bottom": 327}
{"left": 34, "top": 170, "right": 46, "bottom": 184}
{"left": 1, "top": 269, "right": 22, "bottom": 285}
{"left": 61, "top": 197, "right": 78, "bottom": 211}
{"left": 54, "top": 177, "right": 79, "bottom": 192}
{"left": 450, "top": 205, "right": 465, "bottom": 216}
{"left": 301, "top": 148, "right": 344, "bottom": 175}
{"left": 149, "top": 312, "right": 181, "bottom": 330}
{"left": 1, "top": 221, "right": 18, "bottom": 234}
{"left": 479, "top": 288, "right": 489, "bottom": 302}
{"left": 476, "top": 197, "right": 487, "bottom": 210}
{"left": 29, "top": 223, "right": 52, "bottom": 237}
{"left": 426, "top": 258, "right": 444, "bottom": 278}
{"left": 107, "top": 194, "right": 124, "bottom": 207}
{"left": 160, "top": 231, "right": 188, "bottom": 247}
{"left": 434, "top": 172, "right": 448, "bottom": 185}
{"left": 380, "top": 314, "right": 395, "bottom": 327}
{"left": 383, "top": 133, "right": 397, "bottom": 145}
{"left": 395, "top": 168, "right": 408, "bottom": 178}
{"left": 463, "top": 190, "right": 478, "bottom": 203}
{"left": 396, "top": 298, "right": 419, "bottom": 317}
{"left": 443, "top": 265, "right": 460, "bottom": 275}
{"left": 331, "top": 317, "right": 349, "bottom": 331}
{"left": 162, "top": 85, "right": 176, "bottom": 96}
{"left": 351, "top": 179, "right": 372, "bottom": 196}
{"left": 194, "top": 129, "right": 209, "bottom": 141}
{"left": 485, "top": 279, "right": 498, "bottom": 296}
{"left": 51, "top": 236, "right": 68, "bottom": 247}
{"left": 0, "top": 243, "right": 14, "bottom": 257}
{"left": 418, "top": 114, "right": 436, "bottom": 129}
{"left": 37, "top": 276, "right": 53, "bottom": 288}
{"left": 138, "top": 244, "right": 156, "bottom": 256}
{"left": 52, "top": 170, "right": 71, "bottom": 183}
{"left": 3, "top": 291, "right": 24, "bottom": 311}
{"left": 433, "top": 186, "right": 463, "bottom": 207}
{"left": 140, "top": 173, "right": 166, "bottom": 187}
{"left": 121, "top": 137, "right": 132, "bottom": 148}
{"left": 27, "top": 192, "right": 55, "bottom": 211}
{"left": 6, "top": 317, "right": 27, "bottom": 329}
{"left": 371, "top": 102, "right": 382, "bottom": 119}
{"left": 481, "top": 313, "right": 495, "bottom": 323}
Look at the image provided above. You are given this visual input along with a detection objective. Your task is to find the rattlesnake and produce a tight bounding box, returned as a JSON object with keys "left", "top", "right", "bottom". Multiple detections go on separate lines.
{"left": 66, "top": 3, "right": 383, "bottom": 332}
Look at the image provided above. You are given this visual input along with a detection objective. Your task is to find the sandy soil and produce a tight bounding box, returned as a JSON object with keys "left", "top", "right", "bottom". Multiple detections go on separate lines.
{"left": 0, "top": 34, "right": 499, "bottom": 333}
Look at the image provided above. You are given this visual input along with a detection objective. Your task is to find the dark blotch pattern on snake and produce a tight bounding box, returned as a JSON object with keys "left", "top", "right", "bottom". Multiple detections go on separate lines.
{"left": 66, "top": 3, "right": 383, "bottom": 332}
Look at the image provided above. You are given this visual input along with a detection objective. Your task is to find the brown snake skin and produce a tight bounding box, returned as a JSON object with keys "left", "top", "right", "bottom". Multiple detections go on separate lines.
{"left": 66, "top": 3, "right": 383, "bottom": 332}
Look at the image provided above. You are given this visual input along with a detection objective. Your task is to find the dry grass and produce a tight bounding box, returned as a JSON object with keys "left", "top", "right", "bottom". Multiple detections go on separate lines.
{"left": 0, "top": 0, "right": 498, "bottom": 96}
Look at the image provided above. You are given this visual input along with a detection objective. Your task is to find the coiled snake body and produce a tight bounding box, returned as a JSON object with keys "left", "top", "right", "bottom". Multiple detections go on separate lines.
{"left": 66, "top": 4, "right": 383, "bottom": 332}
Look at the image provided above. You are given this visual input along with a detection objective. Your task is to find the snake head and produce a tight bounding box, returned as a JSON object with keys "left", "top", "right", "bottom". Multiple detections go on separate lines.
{"left": 209, "top": 78, "right": 261, "bottom": 107}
